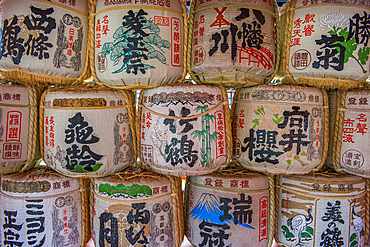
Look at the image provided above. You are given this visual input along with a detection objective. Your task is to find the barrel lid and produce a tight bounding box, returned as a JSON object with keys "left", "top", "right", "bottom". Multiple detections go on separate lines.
{"left": 94, "top": 173, "right": 172, "bottom": 201}
{"left": 0, "top": 84, "right": 29, "bottom": 106}
{"left": 43, "top": 88, "right": 127, "bottom": 107}
{"left": 189, "top": 170, "right": 269, "bottom": 191}
{"left": 1, "top": 167, "right": 81, "bottom": 197}
{"left": 345, "top": 89, "right": 370, "bottom": 110}
{"left": 142, "top": 84, "right": 224, "bottom": 117}
{"left": 236, "top": 84, "right": 323, "bottom": 106}
{"left": 280, "top": 173, "right": 365, "bottom": 197}
{"left": 95, "top": 0, "right": 183, "bottom": 14}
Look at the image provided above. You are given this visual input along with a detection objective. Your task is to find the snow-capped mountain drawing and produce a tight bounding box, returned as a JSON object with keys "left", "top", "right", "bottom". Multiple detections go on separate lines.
{"left": 190, "top": 193, "right": 255, "bottom": 229}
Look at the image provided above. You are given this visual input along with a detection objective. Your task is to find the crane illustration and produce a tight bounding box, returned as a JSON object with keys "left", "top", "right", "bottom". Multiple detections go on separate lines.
{"left": 351, "top": 199, "right": 364, "bottom": 247}
{"left": 287, "top": 208, "right": 313, "bottom": 247}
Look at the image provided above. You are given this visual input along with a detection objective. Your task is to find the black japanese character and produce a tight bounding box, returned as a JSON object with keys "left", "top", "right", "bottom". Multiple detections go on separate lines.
{"left": 312, "top": 34, "right": 345, "bottom": 71}
{"left": 24, "top": 6, "right": 56, "bottom": 34}
{"left": 127, "top": 203, "right": 150, "bottom": 225}
{"left": 24, "top": 33, "right": 53, "bottom": 60}
{"left": 99, "top": 212, "right": 118, "bottom": 247}
{"left": 65, "top": 112, "right": 100, "bottom": 144}
{"left": 164, "top": 135, "right": 198, "bottom": 167}
{"left": 278, "top": 106, "right": 309, "bottom": 131}
{"left": 219, "top": 198, "right": 232, "bottom": 222}
{"left": 348, "top": 11, "right": 370, "bottom": 46}
{"left": 0, "top": 15, "right": 25, "bottom": 65}
{"left": 321, "top": 201, "right": 344, "bottom": 228}
{"left": 241, "top": 129, "right": 283, "bottom": 164}
{"left": 320, "top": 227, "right": 344, "bottom": 247}
{"left": 65, "top": 144, "right": 103, "bottom": 171}
{"left": 199, "top": 220, "right": 230, "bottom": 247}
{"left": 279, "top": 129, "right": 310, "bottom": 155}
{"left": 232, "top": 194, "right": 253, "bottom": 225}
{"left": 125, "top": 225, "right": 149, "bottom": 245}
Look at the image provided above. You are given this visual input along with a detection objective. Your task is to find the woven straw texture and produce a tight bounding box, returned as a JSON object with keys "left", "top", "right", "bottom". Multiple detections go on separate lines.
{"left": 89, "top": 0, "right": 188, "bottom": 90}
{"left": 0, "top": 0, "right": 91, "bottom": 87}
{"left": 0, "top": 166, "right": 91, "bottom": 247}
{"left": 137, "top": 83, "right": 232, "bottom": 177}
{"left": 184, "top": 162, "right": 276, "bottom": 247}
{"left": 279, "top": 0, "right": 369, "bottom": 90}
{"left": 186, "top": 0, "right": 280, "bottom": 88}
{"left": 275, "top": 171, "right": 369, "bottom": 247}
{"left": 39, "top": 82, "right": 137, "bottom": 177}
{"left": 0, "top": 83, "right": 43, "bottom": 175}
{"left": 232, "top": 85, "right": 329, "bottom": 175}
{"left": 90, "top": 164, "right": 184, "bottom": 247}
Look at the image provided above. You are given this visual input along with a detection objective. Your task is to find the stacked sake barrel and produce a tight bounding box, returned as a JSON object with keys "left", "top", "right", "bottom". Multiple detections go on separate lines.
{"left": 274, "top": 0, "right": 370, "bottom": 246}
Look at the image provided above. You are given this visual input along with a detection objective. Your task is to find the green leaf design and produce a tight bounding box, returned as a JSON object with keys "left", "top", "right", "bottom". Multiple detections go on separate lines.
{"left": 287, "top": 159, "right": 292, "bottom": 165}
{"left": 252, "top": 119, "right": 259, "bottom": 129}
{"left": 294, "top": 155, "right": 300, "bottom": 160}
{"left": 68, "top": 163, "right": 103, "bottom": 173}
{"left": 350, "top": 240, "right": 358, "bottom": 247}
{"left": 281, "top": 225, "right": 295, "bottom": 239}
{"left": 306, "top": 226, "right": 314, "bottom": 235}
{"left": 358, "top": 46, "right": 370, "bottom": 65}
{"left": 301, "top": 151, "right": 307, "bottom": 156}
{"left": 350, "top": 233, "right": 357, "bottom": 243}
{"left": 301, "top": 232, "right": 312, "bottom": 239}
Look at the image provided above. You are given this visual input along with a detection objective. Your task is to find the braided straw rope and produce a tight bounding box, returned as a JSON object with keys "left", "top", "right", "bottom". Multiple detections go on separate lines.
{"left": 79, "top": 177, "right": 91, "bottom": 247}
{"left": 332, "top": 89, "right": 347, "bottom": 174}
{"left": 186, "top": 0, "right": 280, "bottom": 88}
{"left": 89, "top": 0, "right": 187, "bottom": 91}
{"left": 0, "top": 83, "right": 43, "bottom": 175}
{"left": 39, "top": 82, "right": 137, "bottom": 178}
{"left": 280, "top": 0, "right": 368, "bottom": 90}
{"left": 366, "top": 178, "right": 370, "bottom": 244}
{"left": 324, "top": 89, "right": 338, "bottom": 170}
{"left": 137, "top": 84, "right": 232, "bottom": 176}
{"left": 89, "top": 164, "right": 184, "bottom": 247}
{"left": 0, "top": 0, "right": 91, "bottom": 87}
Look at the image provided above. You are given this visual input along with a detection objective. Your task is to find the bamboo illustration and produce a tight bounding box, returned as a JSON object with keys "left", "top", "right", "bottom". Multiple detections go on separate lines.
{"left": 191, "top": 106, "right": 217, "bottom": 167}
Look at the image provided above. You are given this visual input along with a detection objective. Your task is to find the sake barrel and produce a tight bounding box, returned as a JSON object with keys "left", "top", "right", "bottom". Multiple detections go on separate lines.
{"left": 0, "top": 167, "right": 90, "bottom": 247}
{"left": 185, "top": 165, "right": 272, "bottom": 247}
{"left": 332, "top": 89, "right": 370, "bottom": 178}
{"left": 0, "top": 84, "right": 40, "bottom": 174}
{"left": 93, "top": 0, "right": 187, "bottom": 88}
{"left": 187, "top": 0, "right": 278, "bottom": 87}
{"left": 40, "top": 87, "right": 136, "bottom": 176}
{"left": 92, "top": 167, "right": 184, "bottom": 247}
{"left": 233, "top": 84, "right": 328, "bottom": 174}
{"left": 279, "top": 0, "right": 370, "bottom": 89}
{"left": 0, "top": 0, "right": 89, "bottom": 85}
{"left": 139, "top": 84, "right": 231, "bottom": 176}
{"left": 277, "top": 173, "right": 367, "bottom": 247}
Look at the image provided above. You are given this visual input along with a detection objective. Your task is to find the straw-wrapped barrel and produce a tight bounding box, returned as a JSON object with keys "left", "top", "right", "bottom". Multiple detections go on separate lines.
{"left": 0, "top": 167, "right": 90, "bottom": 246}
{"left": 187, "top": 0, "right": 279, "bottom": 87}
{"left": 138, "top": 84, "right": 232, "bottom": 176}
{"left": 277, "top": 173, "right": 368, "bottom": 247}
{"left": 91, "top": 167, "right": 184, "bottom": 247}
{"left": 40, "top": 86, "right": 136, "bottom": 176}
{"left": 92, "top": 0, "right": 187, "bottom": 89}
{"left": 0, "top": 0, "right": 90, "bottom": 86}
{"left": 0, "top": 84, "right": 40, "bottom": 174}
{"left": 279, "top": 0, "right": 370, "bottom": 89}
{"left": 184, "top": 164, "right": 274, "bottom": 247}
{"left": 333, "top": 89, "right": 370, "bottom": 178}
{"left": 233, "top": 84, "right": 328, "bottom": 174}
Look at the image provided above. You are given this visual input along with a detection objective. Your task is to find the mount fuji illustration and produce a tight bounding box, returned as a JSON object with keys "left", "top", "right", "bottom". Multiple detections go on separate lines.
{"left": 190, "top": 193, "right": 255, "bottom": 229}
